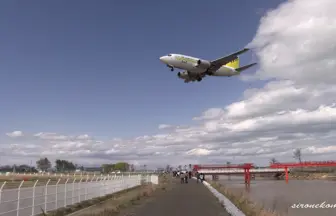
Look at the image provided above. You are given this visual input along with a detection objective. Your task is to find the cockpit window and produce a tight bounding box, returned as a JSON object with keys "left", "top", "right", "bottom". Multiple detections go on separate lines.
{"left": 167, "top": 54, "right": 172, "bottom": 56}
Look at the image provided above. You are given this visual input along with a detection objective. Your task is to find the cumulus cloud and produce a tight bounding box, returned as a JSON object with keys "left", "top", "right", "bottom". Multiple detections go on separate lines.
{"left": 2, "top": 0, "right": 336, "bottom": 168}
{"left": 247, "top": 0, "right": 336, "bottom": 85}
{"left": 6, "top": 131, "right": 24, "bottom": 138}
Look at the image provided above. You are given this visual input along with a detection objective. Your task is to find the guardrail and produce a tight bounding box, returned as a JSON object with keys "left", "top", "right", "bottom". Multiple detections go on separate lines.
{"left": 0, "top": 174, "right": 158, "bottom": 216}
{"left": 0, "top": 172, "right": 157, "bottom": 178}
{"left": 198, "top": 168, "right": 286, "bottom": 173}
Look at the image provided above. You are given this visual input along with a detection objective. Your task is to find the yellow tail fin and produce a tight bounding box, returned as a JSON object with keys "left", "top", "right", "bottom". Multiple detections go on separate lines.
{"left": 225, "top": 57, "right": 240, "bottom": 69}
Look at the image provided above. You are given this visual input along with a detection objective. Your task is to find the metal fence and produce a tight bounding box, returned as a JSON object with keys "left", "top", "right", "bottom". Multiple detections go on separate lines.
{"left": 0, "top": 174, "right": 158, "bottom": 216}
{"left": 0, "top": 172, "right": 157, "bottom": 178}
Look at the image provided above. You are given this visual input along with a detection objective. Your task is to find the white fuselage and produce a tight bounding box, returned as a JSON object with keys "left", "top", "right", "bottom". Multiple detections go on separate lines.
{"left": 159, "top": 54, "right": 238, "bottom": 77}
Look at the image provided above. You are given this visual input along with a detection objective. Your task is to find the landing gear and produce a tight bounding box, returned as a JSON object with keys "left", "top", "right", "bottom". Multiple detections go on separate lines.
{"left": 166, "top": 65, "right": 174, "bottom": 71}
{"left": 197, "top": 78, "right": 202, "bottom": 82}
{"left": 205, "top": 69, "right": 212, "bottom": 76}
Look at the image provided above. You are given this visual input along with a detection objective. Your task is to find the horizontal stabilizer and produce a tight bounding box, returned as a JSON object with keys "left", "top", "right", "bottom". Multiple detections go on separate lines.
{"left": 235, "top": 63, "right": 257, "bottom": 73}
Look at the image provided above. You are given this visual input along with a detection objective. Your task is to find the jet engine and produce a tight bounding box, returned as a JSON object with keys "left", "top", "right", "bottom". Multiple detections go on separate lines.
{"left": 195, "top": 59, "right": 211, "bottom": 69}
{"left": 177, "top": 71, "right": 189, "bottom": 79}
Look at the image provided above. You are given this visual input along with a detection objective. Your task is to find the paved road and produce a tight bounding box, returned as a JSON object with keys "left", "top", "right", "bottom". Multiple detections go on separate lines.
{"left": 127, "top": 178, "right": 229, "bottom": 216}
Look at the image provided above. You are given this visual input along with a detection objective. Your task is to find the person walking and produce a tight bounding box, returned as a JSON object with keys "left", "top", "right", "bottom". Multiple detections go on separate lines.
{"left": 199, "top": 173, "right": 204, "bottom": 183}
{"left": 180, "top": 171, "right": 185, "bottom": 183}
{"left": 196, "top": 172, "right": 200, "bottom": 183}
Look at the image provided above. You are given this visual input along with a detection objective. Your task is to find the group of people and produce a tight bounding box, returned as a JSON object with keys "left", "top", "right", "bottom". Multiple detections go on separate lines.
{"left": 179, "top": 171, "right": 192, "bottom": 183}
{"left": 172, "top": 170, "right": 192, "bottom": 183}
{"left": 172, "top": 170, "right": 205, "bottom": 184}
{"left": 196, "top": 172, "right": 205, "bottom": 183}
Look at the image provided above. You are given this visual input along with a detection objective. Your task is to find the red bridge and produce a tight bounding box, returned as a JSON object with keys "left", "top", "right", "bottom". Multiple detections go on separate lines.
{"left": 194, "top": 161, "right": 336, "bottom": 184}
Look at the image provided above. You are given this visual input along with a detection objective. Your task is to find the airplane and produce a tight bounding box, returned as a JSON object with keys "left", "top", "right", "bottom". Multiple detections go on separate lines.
{"left": 159, "top": 48, "right": 257, "bottom": 83}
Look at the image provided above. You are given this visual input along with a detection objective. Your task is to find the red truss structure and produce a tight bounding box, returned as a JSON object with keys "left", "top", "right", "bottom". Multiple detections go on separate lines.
{"left": 194, "top": 163, "right": 254, "bottom": 184}
{"left": 270, "top": 161, "right": 336, "bottom": 183}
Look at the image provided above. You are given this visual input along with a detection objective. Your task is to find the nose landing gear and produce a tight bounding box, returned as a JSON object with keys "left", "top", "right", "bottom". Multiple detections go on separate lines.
{"left": 166, "top": 65, "right": 174, "bottom": 71}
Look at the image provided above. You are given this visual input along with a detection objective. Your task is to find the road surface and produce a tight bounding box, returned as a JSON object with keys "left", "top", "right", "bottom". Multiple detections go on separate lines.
{"left": 122, "top": 178, "right": 229, "bottom": 216}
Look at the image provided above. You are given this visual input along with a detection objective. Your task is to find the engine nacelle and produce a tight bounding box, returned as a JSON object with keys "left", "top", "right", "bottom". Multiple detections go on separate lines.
{"left": 196, "top": 59, "right": 211, "bottom": 69}
{"left": 177, "top": 71, "right": 189, "bottom": 79}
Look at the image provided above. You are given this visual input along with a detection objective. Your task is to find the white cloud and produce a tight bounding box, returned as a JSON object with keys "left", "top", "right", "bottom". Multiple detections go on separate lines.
{"left": 6, "top": 131, "right": 23, "bottom": 138}
{"left": 2, "top": 0, "right": 336, "bottom": 168}
{"left": 34, "top": 132, "right": 68, "bottom": 140}
{"left": 158, "top": 124, "right": 173, "bottom": 130}
{"left": 247, "top": 0, "right": 336, "bottom": 85}
{"left": 186, "top": 148, "right": 213, "bottom": 156}
{"left": 193, "top": 108, "right": 225, "bottom": 121}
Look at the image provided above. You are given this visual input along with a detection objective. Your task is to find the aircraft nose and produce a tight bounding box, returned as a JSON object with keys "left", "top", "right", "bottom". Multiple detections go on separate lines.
{"left": 160, "top": 56, "right": 168, "bottom": 63}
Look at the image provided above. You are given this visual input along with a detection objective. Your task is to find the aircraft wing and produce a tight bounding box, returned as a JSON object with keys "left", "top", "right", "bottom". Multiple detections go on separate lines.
{"left": 208, "top": 48, "right": 250, "bottom": 72}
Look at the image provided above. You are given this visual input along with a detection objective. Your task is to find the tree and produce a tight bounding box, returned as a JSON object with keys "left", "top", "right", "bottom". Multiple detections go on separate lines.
{"left": 226, "top": 161, "right": 231, "bottom": 180}
{"left": 36, "top": 158, "right": 51, "bottom": 171}
{"left": 114, "top": 162, "right": 130, "bottom": 172}
{"left": 270, "top": 158, "right": 278, "bottom": 164}
{"left": 293, "top": 148, "right": 303, "bottom": 171}
{"left": 184, "top": 165, "right": 187, "bottom": 170}
{"left": 189, "top": 164, "right": 192, "bottom": 170}
{"left": 101, "top": 162, "right": 130, "bottom": 173}
{"left": 178, "top": 165, "right": 182, "bottom": 170}
{"left": 17, "top": 164, "right": 34, "bottom": 172}
{"left": 55, "top": 159, "right": 76, "bottom": 172}
{"left": 293, "top": 148, "right": 302, "bottom": 163}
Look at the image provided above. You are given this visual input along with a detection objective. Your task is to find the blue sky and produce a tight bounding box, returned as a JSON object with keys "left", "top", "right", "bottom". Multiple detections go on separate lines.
{"left": 0, "top": 0, "right": 284, "bottom": 139}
